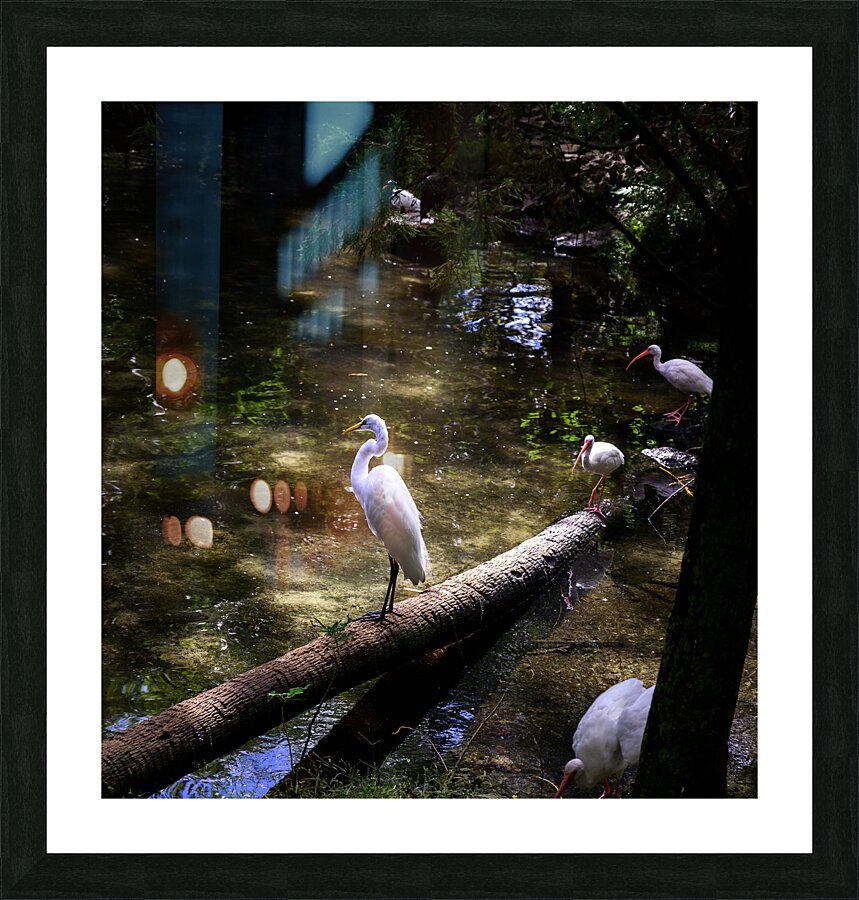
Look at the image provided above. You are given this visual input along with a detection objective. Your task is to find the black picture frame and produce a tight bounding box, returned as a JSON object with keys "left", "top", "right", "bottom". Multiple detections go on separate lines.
{"left": 3, "top": 2, "right": 856, "bottom": 897}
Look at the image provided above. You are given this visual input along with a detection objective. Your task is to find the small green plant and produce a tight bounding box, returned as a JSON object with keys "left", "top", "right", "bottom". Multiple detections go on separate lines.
{"left": 267, "top": 685, "right": 310, "bottom": 705}
{"left": 309, "top": 615, "right": 353, "bottom": 643}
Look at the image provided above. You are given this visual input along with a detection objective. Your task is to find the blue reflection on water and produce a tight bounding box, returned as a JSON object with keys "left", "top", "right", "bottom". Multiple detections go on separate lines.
{"left": 304, "top": 102, "right": 374, "bottom": 187}
{"left": 279, "top": 148, "right": 382, "bottom": 295}
{"left": 456, "top": 283, "right": 553, "bottom": 351}
{"left": 155, "top": 733, "right": 295, "bottom": 799}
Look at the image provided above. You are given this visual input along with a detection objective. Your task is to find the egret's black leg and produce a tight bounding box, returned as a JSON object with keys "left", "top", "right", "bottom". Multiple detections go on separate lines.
{"left": 381, "top": 556, "right": 400, "bottom": 618}
{"left": 357, "top": 557, "right": 404, "bottom": 622}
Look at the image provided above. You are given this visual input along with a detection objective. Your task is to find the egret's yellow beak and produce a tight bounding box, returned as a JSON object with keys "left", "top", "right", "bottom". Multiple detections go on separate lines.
{"left": 343, "top": 420, "right": 365, "bottom": 435}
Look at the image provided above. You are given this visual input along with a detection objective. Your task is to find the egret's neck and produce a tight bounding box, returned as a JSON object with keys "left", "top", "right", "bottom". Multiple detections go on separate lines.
{"left": 350, "top": 432, "right": 388, "bottom": 504}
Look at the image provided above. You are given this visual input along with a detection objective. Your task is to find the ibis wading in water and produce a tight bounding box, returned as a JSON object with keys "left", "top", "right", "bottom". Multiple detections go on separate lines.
{"left": 626, "top": 344, "right": 713, "bottom": 424}
{"left": 556, "top": 678, "right": 655, "bottom": 799}
{"left": 383, "top": 180, "right": 420, "bottom": 215}
{"left": 572, "top": 435, "right": 624, "bottom": 517}
{"left": 344, "top": 414, "right": 430, "bottom": 620}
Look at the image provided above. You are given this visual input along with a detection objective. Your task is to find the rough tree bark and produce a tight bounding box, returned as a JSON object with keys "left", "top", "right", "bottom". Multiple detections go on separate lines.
{"left": 633, "top": 302, "right": 757, "bottom": 797}
{"left": 102, "top": 512, "right": 602, "bottom": 798}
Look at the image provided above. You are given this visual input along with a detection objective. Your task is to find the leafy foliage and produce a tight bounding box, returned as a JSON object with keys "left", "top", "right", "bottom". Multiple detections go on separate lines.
{"left": 344, "top": 102, "right": 753, "bottom": 302}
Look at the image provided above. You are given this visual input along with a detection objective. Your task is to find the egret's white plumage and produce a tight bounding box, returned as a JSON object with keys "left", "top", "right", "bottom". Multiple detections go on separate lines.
{"left": 344, "top": 414, "right": 429, "bottom": 619}
{"left": 572, "top": 434, "right": 624, "bottom": 516}
{"left": 555, "top": 678, "right": 654, "bottom": 798}
{"left": 626, "top": 344, "right": 713, "bottom": 424}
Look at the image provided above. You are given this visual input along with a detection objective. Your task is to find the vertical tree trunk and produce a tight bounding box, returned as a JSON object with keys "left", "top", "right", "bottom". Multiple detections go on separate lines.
{"left": 634, "top": 108, "right": 758, "bottom": 798}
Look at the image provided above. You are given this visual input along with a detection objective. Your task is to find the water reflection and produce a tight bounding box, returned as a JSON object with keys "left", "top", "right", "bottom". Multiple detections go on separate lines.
{"left": 184, "top": 516, "right": 213, "bottom": 549}
{"left": 274, "top": 480, "right": 291, "bottom": 514}
{"left": 457, "top": 282, "right": 553, "bottom": 352}
{"left": 156, "top": 352, "right": 198, "bottom": 402}
{"left": 156, "top": 732, "right": 295, "bottom": 799}
{"left": 161, "top": 515, "right": 182, "bottom": 546}
{"left": 304, "top": 101, "right": 374, "bottom": 187}
{"left": 290, "top": 287, "right": 346, "bottom": 344}
{"left": 250, "top": 478, "right": 272, "bottom": 514}
{"left": 277, "top": 152, "right": 383, "bottom": 295}
{"left": 562, "top": 548, "right": 616, "bottom": 609}
{"left": 155, "top": 103, "right": 221, "bottom": 481}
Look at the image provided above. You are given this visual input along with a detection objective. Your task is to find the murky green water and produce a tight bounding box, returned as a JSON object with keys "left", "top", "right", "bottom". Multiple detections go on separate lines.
{"left": 102, "top": 144, "right": 754, "bottom": 798}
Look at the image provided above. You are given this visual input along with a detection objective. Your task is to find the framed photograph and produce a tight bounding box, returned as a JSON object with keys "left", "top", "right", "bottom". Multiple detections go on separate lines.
{"left": 3, "top": 2, "right": 855, "bottom": 897}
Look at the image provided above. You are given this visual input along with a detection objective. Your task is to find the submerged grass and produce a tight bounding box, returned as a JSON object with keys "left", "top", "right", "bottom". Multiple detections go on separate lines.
{"left": 271, "top": 760, "right": 489, "bottom": 799}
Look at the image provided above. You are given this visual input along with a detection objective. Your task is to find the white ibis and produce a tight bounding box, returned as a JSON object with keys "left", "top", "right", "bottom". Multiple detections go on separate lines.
{"left": 344, "top": 415, "right": 430, "bottom": 620}
{"left": 626, "top": 344, "right": 713, "bottom": 424}
{"left": 572, "top": 435, "right": 624, "bottom": 517}
{"left": 383, "top": 180, "right": 421, "bottom": 214}
{"left": 555, "top": 678, "right": 655, "bottom": 799}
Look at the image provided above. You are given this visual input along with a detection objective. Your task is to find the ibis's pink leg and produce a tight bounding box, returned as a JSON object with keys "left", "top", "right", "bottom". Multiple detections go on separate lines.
{"left": 663, "top": 395, "right": 692, "bottom": 425}
{"left": 598, "top": 779, "right": 612, "bottom": 798}
{"left": 585, "top": 479, "right": 609, "bottom": 520}
{"left": 585, "top": 477, "right": 605, "bottom": 512}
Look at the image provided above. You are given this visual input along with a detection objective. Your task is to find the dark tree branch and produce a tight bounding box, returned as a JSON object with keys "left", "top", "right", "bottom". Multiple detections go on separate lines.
{"left": 522, "top": 114, "right": 641, "bottom": 153}
{"left": 567, "top": 177, "right": 718, "bottom": 313}
{"left": 674, "top": 105, "right": 750, "bottom": 201}
{"left": 607, "top": 102, "right": 717, "bottom": 226}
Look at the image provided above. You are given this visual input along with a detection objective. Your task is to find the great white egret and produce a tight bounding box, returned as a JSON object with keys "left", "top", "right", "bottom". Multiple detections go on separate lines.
{"left": 626, "top": 344, "right": 713, "bottom": 424}
{"left": 555, "top": 678, "right": 654, "bottom": 798}
{"left": 343, "top": 414, "right": 430, "bottom": 620}
{"left": 572, "top": 435, "right": 625, "bottom": 517}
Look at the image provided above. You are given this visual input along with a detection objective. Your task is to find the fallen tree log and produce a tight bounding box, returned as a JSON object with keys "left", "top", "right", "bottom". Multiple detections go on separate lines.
{"left": 102, "top": 511, "right": 602, "bottom": 797}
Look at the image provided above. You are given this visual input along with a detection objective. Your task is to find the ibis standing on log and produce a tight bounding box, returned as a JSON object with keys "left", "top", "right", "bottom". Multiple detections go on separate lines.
{"left": 556, "top": 678, "right": 655, "bottom": 799}
{"left": 572, "top": 435, "right": 624, "bottom": 518}
{"left": 344, "top": 414, "right": 430, "bottom": 620}
{"left": 626, "top": 344, "right": 713, "bottom": 425}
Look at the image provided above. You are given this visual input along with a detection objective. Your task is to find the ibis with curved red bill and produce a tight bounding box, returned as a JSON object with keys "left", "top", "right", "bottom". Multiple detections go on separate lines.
{"left": 556, "top": 677, "right": 655, "bottom": 799}
{"left": 572, "top": 435, "right": 624, "bottom": 518}
{"left": 626, "top": 344, "right": 713, "bottom": 424}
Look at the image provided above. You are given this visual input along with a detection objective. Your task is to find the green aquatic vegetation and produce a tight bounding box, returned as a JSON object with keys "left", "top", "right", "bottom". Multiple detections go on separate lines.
{"left": 309, "top": 615, "right": 353, "bottom": 643}
{"left": 229, "top": 344, "right": 302, "bottom": 426}
{"left": 557, "top": 410, "right": 584, "bottom": 443}
{"left": 281, "top": 760, "right": 488, "bottom": 799}
{"left": 626, "top": 411, "right": 660, "bottom": 453}
{"left": 519, "top": 409, "right": 546, "bottom": 461}
{"left": 234, "top": 379, "right": 290, "bottom": 425}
